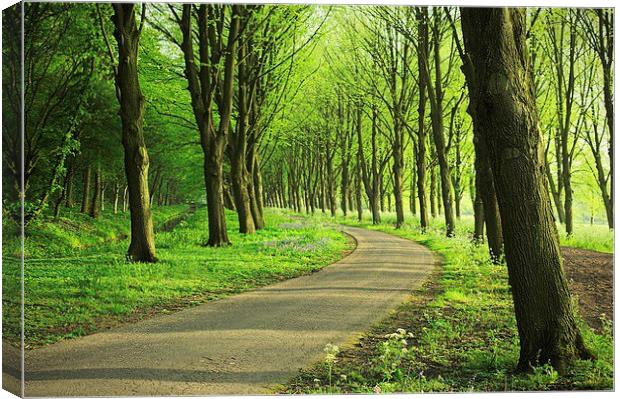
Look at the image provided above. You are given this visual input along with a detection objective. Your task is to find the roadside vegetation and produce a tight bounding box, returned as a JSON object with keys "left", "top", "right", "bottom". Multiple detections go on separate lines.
{"left": 2, "top": 207, "right": 352, "bottom": 348}
{"left": 286, "top": 211, "right": 613, "bottom": 392}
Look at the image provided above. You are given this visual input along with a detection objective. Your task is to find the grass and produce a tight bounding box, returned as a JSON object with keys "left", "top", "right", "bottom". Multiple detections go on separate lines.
{"left": 559, "top": 222, "right": 614, "bottom": 254}
{"left": 285, "top": 210, "right": 613, "bottom": 392}
{"left": 2, "top": 206, "right": 352, "bottom": 347}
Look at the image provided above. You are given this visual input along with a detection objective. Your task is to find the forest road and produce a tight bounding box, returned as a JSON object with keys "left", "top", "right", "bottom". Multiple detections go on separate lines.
{"left": 20, "top": 226, "right": 436, "bottom": 396}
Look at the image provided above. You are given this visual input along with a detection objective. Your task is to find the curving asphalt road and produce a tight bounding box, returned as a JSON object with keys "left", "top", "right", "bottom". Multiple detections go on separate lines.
{"left": 15, "top": 226, "right": 436, "bottom": 396}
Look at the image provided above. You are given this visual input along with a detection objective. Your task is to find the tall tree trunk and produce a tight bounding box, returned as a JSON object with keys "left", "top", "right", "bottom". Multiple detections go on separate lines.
{"left": 230, "top": 36, "right": 256, "bottom": 234}
{"left": 392, "top": 128, "right": 405, "bottom": 228}
{"left": 421, "top": 7, "right": 455, "bottom": 236}
{"left": 113, "top": 183, "right": 120, "bottom": 215}
{"left": 122, "top": 185, "right": 128, "bottom": 213}
{"left": 53, "top": 158, "right": 76, "bottom": 218}
{"left": 461, "top": 8, "right": 591, "bottom": 373}
{"left": 80, "top": 166, "right": 91, "bottom": 214}
{"left": 176, "top": 4, "right": 240, "bottom": 246}
{"left": 429, "top": 164, "right": 437, "bottom": 218}
{"left": 231, "top": 154, "right": 256, "bottom": 234}
{"left": 448, "top": 5, "right": 503, "bottom": 258}
{"left": 204, "top": 148, "right": 230, "bottom": 245}
{"left": 112, "top": 4, "right": 157, "bottom": 262}
{"left": 410, "top": 165, "right": 417, "bottom": 215}
{"left": 545, "top": 159, "right": 566, "bottom": 223}
{"left": 473, "top": 174, "right": 485, "bottom": 241}
{"left": 475, "top": 134, "right": 504, "bottom": 260}
{"left": 89, "top": 165, "right": 101, "bottom": 219}
{"left": 355, "top": 150, "right": 363, "bottom": 221}
{"left": 415, "top": 15, "right": 429, "bottom": 230}
{"left": 250, "top": 151, "right": 265, "bottom": 229}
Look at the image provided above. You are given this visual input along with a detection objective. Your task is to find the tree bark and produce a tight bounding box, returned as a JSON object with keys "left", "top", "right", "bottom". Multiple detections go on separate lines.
{"left": 80, "top": 166, "right": 91, "bottom": 214}
{"left": 176, "top": 4, "right": 241, "bottom": 245}
{"left": 461, "top": 7, "right": 592, "bottom": 373}
{"left": 415, "top": 11, "right": 430, "bottom": 231}
{"left": 357, "top": 104, "right": 381, "bottom": 224}
{"left": 113, "top": 183, "right": 120, "bottom": 215}
{"left": 112, "top": 4, "right": 157, "bottom": 262}
{"left": 473, "top": 173, "right": 485, "bottom": 241}
{"left": 89, "top": 165, "right": 101, "bottom": 218}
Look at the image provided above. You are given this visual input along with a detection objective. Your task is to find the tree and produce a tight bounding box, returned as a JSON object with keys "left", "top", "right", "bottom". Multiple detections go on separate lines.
{"left": 417, "top": 7, "right": 456, "bottom": 236}
{"left": 445, "top": 8, "right": 503, "bottom": 258}
{"left": 579, "top": 8, "right": 613, "bottom": 228}
{"left": 461, "top": 7, "right": 592, "bottom": 373}
{"left": 170, "top": 4, "right": 241, "bottom": 245}
{"left": 109, "top": 4, "right": 157, "bottom": 262}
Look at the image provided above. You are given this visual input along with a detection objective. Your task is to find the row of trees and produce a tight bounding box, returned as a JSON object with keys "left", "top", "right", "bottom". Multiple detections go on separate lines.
{"left": 261, "top": 7, "right": 613, "bottom": 247}
{"left": 3, "top": 2, "right": 319, "bottom": 257}
{"left": 2, "top": 3, "right": 613, "bottom": 374}
{"left": 258, "top": 6, "right": 611, "bottom": 372}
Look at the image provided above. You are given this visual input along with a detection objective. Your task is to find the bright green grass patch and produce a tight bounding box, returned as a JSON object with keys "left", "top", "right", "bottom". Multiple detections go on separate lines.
{"left": 288, "top": 210, "right": 613, "bottom": 392}
{"left": 2, "top": 205, "right": 187, "bottom": 259}
{"left": 559, "top": 222, "right": 614, "bottom": 254}
{"left": 2, "top": 207, "right": 351, "bottom": 347}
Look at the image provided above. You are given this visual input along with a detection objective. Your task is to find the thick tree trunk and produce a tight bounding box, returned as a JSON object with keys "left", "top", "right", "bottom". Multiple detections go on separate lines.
{"left": 461, "top": 8, "right": 591, "bottom": 373}
{"left": 421, "top": 7, "right": 455, "bottom": 236}
{"left": 231, "top": 155, "right": 256, "bottom": 234}
{"left": 177, "top": 4, "right": 239, "bottom": 246}
{"left": 112, "top": 4, "right": 157, "bottom": 262}
{"left": 230, "top": 36, "right": 256, "bottom": 234}
{"left": 204, "top": 150, "right": 230, "bottom": 246}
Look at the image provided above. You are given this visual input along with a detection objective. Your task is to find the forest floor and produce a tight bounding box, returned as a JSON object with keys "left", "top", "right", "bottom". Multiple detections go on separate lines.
{"left": 562, "top": 247, "right": 613, "bottom": 332}
{"left": 12, "top": 226, "right": 436, "bottom": 396}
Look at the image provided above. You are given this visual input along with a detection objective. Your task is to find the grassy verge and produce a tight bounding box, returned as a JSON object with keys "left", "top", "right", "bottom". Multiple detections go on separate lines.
{"left": 2, "top": 207, "right": 353, "bottom": 347}
{"left": 558, "top": 222, "right": 613, "bottom": 254}
{"left": 285, "top": 211, "right": 613, "bottom": 392}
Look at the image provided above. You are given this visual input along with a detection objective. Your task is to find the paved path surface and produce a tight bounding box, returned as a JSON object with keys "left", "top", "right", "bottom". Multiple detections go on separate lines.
{"left": 20, "top": 227, "right": 435, "bottom": 396}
